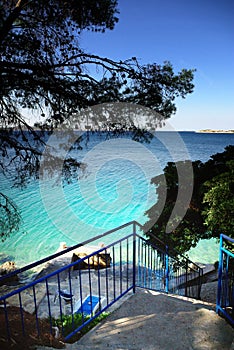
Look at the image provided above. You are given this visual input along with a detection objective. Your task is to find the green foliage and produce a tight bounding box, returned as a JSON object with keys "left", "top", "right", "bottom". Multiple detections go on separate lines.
{"left": 53, "top": 312, "right": 110, "bottom": 341}
{"left": 202, "top": 160, "right": 234, "bottom": 238}
{"left": 144, "top": 145, "right": 234, "bottom": 257}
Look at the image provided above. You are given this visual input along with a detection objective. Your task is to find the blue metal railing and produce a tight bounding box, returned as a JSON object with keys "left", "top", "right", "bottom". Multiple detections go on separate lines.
{"left": 135, "top": 235, "right": 202, "bottom": 298}
{"left": 0, "top": 221, "right": 203, "bottom": 344}
{"left": 0, "top": 221, "right": 138, "bottom": 284}
{"left": 216, "top": 234, "right": 234, "bottom": 326}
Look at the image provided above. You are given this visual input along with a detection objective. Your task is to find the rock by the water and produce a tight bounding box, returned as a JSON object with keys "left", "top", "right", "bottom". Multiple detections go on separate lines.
{"left": 0, "top": 261, "right": 19, "bottom": 285}
{"left": 71, "top": 251, "right": 111, "bottom": 270}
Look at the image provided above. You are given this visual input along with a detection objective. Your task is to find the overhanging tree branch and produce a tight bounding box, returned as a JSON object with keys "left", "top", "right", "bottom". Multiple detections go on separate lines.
{"left": 0, "top": 0, "right": 195, "bottom": 240}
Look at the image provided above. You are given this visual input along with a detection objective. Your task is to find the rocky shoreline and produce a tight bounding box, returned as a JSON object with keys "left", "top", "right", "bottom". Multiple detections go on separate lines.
{"left": 197, "top": 129, "right": 234, "bottom": 133}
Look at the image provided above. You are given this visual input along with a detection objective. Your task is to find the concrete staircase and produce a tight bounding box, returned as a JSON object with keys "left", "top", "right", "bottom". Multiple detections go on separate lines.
{"left": 72, "top": 288, "right": 233, "bottom": 350}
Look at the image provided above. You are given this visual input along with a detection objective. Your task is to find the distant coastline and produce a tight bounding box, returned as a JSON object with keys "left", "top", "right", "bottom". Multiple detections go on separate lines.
{"left": 196, "top": 129, "right": 234, "bottom": 133}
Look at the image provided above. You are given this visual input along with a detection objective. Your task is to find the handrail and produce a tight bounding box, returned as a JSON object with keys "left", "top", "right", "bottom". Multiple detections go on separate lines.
{"left": 0, "top": 233, "right": 133, "bottom": 302}
{"left": 220, "top": 234, "right": 234, "bottom": 244}
{"left": 142, "top": 233, "right": 202, "bottom": 272}
{"left": 216, "top": 233, "right": 234, "bottom": 326}
{"left": 0, "top": 219, "right": 201, "bottom": 283}
{"left": 0, "top": 221, "right": 203, "bottom": 344}
{"left": 0, "top": 220, "right": 141, "bottom": 283}
{"left": 136, "top": 233, "right": 203, "bottom": 298}
{"left": 1, "top": 230, "right": 136, "bottom": 342}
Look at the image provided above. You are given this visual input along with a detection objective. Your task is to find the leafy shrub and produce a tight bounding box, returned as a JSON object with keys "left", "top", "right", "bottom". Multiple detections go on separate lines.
{"left": 52, "top": 312, "right": 110, "bottom": 342}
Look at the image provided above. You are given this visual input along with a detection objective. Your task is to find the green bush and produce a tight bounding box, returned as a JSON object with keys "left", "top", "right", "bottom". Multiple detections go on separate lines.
{"left": 53, "top": 312, "right": 110, "bottom": 340}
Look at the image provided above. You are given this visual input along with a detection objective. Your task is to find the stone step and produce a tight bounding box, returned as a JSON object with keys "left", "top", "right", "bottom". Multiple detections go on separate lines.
{"left": 76, "top": 288, "right": 233, "bottom": 350}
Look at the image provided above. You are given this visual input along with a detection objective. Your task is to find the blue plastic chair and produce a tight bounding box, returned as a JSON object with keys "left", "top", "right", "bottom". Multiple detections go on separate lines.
{"left": 73, "top": 295, "right": 106, "bottom": 316}
{"left": 54, "top": 289, "right": 74, "bottom": 303}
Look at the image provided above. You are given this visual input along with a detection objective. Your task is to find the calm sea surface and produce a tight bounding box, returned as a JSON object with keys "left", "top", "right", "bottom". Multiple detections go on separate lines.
{"left": 1, "top": 131, "right": 234, "bottom": 266}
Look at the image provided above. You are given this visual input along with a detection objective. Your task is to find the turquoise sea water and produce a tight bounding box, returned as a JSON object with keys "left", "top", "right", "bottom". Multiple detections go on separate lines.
{"left": 1, "top": 131, "right": 234, "bottom": 266}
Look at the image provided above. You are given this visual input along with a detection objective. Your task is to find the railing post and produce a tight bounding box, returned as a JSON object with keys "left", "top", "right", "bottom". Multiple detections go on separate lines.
{"left": 133, "top": 221, "right": 136, "bottom": 293}
{"left": 185, "top": 260, "right": 188, "bottom": 297}
{"left": 216, "top": 234, "right": 223, "bottom": 314}
{"left": 198, "top": 267, "right": 203, "bottom": 300}
{"left": 165, "top": 245, "right": 169, "bottom": 293}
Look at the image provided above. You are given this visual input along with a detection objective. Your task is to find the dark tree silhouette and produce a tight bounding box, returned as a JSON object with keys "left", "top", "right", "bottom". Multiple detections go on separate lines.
{"left": 144, "top": 145, "right": 234, "bottom": 257}
{"left": 0, "top": 0, "right": 195, "bottom": 240}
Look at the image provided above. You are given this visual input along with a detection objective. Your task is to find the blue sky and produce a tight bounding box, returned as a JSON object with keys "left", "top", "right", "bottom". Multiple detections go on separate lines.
{"left": 81, "top": 0, "right": 234, "bottom": 131}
